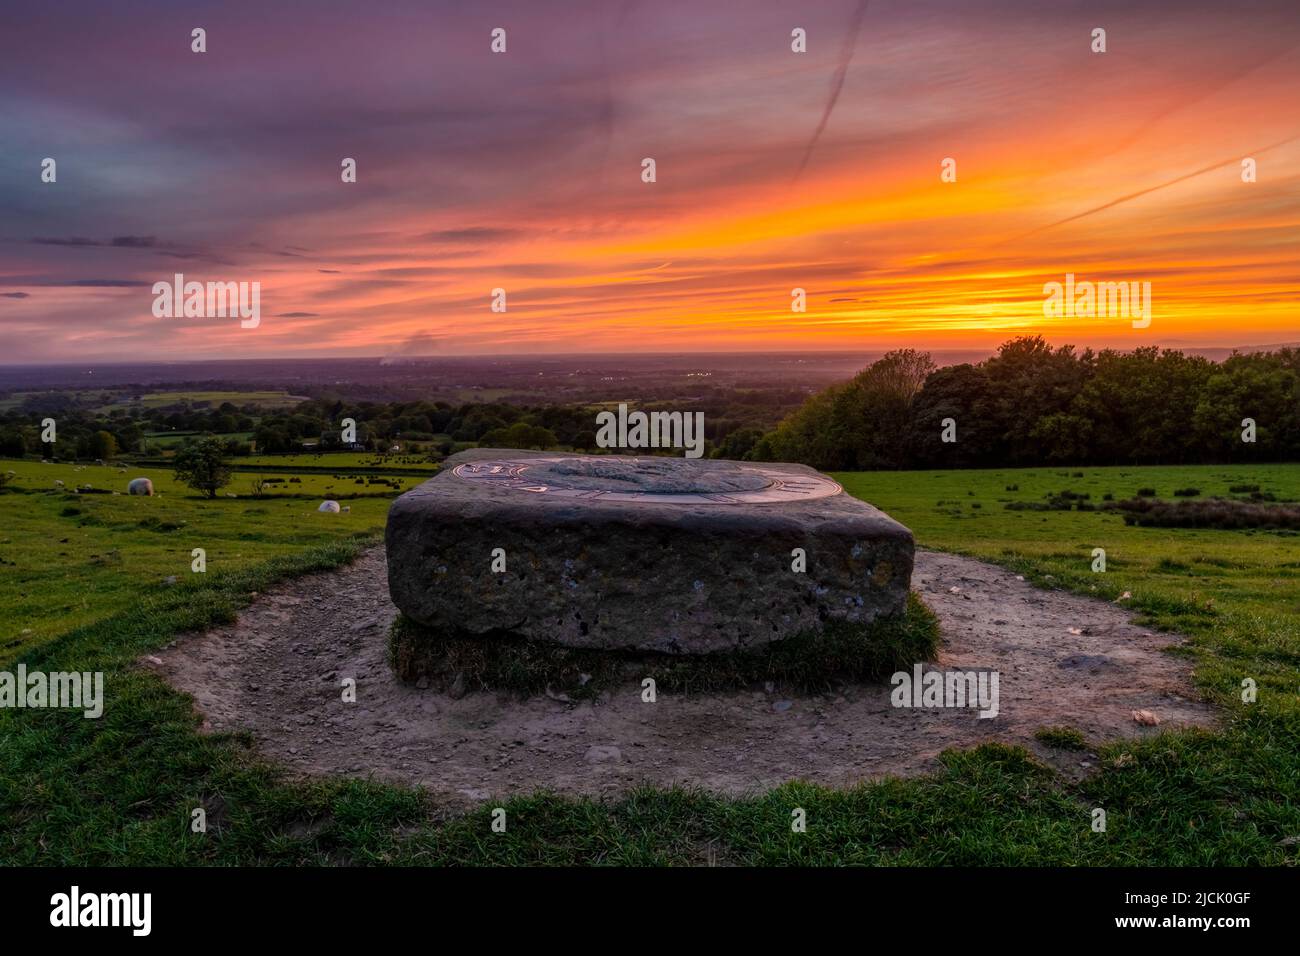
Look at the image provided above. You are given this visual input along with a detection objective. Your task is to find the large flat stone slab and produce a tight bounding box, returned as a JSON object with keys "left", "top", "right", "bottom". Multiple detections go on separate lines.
{"left": 385, "top": 448, "right": 914, "bottom": 654}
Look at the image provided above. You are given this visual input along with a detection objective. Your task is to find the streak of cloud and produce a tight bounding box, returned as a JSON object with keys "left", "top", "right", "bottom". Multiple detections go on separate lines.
{"left": 792, "top": 0, "right": 869, "bottom": 183}
{"left": 1008, "top": 133, "right": 1300, "bottom": 242}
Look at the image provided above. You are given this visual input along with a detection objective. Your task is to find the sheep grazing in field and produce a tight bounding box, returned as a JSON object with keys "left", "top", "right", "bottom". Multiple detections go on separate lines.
{"left": 54, "top": 479, "right": 65, "bottom": 488}
{"left": 127, "top": 477, "right": 154, "bottom": 496}
{"left": 318, "top": 500, "right": 341, "bottom": 514}
{"left": 341, "top": 505, "right": 351, "bottom": 513}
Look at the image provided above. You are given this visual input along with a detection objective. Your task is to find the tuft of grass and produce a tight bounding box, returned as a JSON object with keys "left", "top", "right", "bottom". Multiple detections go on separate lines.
{"left": 389, "top": 591, "right": 941, "bottom": 699}
{"left": 1034, "top": 726, "right": 1088, "bottom": 751}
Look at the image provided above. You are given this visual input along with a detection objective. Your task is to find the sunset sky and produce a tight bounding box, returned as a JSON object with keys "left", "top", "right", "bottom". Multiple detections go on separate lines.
{"left": 1, "top": 0, "right": 1297, "bottom": 361}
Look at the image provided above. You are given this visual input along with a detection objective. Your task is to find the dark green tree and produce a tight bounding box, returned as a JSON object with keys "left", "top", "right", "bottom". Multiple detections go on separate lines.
{"left": 173, "top": 436, "right": 233, "bottom": 499}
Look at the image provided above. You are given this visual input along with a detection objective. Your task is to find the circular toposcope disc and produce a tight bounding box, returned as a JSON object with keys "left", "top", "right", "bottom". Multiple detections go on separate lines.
{"left": 450, "top": 456, "right": 842, "bottom": 504}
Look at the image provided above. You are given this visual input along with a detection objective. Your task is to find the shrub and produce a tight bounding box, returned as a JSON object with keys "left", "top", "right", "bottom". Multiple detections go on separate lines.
{"left": 1109, "top": 497, "right": 1300, "bottom": 530}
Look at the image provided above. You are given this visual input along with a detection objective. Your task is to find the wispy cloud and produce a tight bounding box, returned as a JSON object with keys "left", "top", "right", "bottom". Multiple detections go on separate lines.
{"left": 1, "top": 0, "right": 1296, "bottom": 359}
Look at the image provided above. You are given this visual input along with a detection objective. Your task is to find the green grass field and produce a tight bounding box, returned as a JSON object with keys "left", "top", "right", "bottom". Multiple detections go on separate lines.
{"left": 0, "top": 460, "right": 392, "bottom": 653}
{"left": 1, "top": 459, "right": 1297, "bottom": 865}
{"left": 0, "top": 389, "right": 119, "bottom": 412}
{"left": 2, "top": 460, "right": 417, "bottom": 502}
{"left": 144, "top": 430, "right": 256, "bottom": 449}
{"left": 117, "top": 389, "right": 307, "bottom": 411}
{"left": 837, "top": 463, "right": 1300, "bottom": 648}
{"left": 0, "top": 388, "right": 309, "bottom": 414}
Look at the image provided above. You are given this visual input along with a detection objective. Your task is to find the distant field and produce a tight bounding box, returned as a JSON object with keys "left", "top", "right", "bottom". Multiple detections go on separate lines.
{"left": 145, "top": 430, "right": 255, "bottom": 448}
{"left": 435, "top": 387, "right": 515, "bottom": 403}
{"left": 0, "top": 388, "right": 307, "bottom": 413}
{"left": 0, "top": 389, "right": 111, "bottom": 411}
{"left": 237, "top": 453, "right": 440, "bottom": 471}
{"left": 127, "top": 389, "right": 307, "bottom": 409}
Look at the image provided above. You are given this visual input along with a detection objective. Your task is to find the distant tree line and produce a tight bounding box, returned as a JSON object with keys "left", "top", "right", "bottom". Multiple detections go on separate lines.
{"left": 751, "top": 337, "right": 1300, "bottom": 470}
{"left": 251, "top": 398, "right": 775, "bottom": 457}
{"left": 18, "top": 338, "right": 1288, "bottom": 470}
{"left": 0, "top": 392, "right": 783, "bottom": 461}
{"left": 0, "top": 398, "right": 254, "bottom": 460}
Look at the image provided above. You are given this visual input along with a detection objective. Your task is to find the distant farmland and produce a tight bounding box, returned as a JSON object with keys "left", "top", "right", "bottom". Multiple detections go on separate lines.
{"left": 118, "top": 389, "right": 308, "bottom": 410}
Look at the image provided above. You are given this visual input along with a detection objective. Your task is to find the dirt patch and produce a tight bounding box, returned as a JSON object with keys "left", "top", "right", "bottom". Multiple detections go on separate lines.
{"left": 148, "top": 548, "right": 1213, "bottom": 805}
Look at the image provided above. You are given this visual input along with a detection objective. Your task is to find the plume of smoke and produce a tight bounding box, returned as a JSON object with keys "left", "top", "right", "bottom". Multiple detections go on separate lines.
{"left": 380, "top": 333, "right": 442, "bottom": 366}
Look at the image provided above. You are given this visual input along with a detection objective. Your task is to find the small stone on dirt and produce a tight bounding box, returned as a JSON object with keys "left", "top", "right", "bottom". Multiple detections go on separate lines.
{"left": 585, "top": 745, "right": 622, "bottom": 764}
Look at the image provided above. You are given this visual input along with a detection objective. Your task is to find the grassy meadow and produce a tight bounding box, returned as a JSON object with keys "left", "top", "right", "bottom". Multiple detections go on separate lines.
{"left": 838, "top": 463, "right": 1300, "bottom": 676}
{"left": 126, "top": 390, "right": 306, "bottom": 410}
{"left": 1, "top": 458, "right": 1298, "bottom": 865}
{"left": 837, "top": 464, "right": 1300, "bottom": 757}
{"left": 0, "top": 460, "right": 394, "bottom": 654}
{"left": 0, "top": 388, "right": 307, "bottom": 414}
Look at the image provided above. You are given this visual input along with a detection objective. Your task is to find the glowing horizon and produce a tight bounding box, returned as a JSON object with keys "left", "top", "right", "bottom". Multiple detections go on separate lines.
{"left": 2, "top": 0, "right": 1297, "bottom": 362}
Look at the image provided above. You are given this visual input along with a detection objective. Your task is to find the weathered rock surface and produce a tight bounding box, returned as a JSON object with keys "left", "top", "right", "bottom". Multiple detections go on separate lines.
{"left": 385, "top": 448, "right": 914, "bottom": 654}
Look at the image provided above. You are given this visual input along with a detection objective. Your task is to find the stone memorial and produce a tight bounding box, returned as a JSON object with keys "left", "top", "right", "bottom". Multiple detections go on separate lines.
{"left": 385, "top": 448, "right": 914, "bottom": 655}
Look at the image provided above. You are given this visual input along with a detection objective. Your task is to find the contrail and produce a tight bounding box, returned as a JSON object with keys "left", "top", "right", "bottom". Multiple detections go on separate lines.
{"left": 594, "top": 0, "right": 638, "bottom": 188}
{"left": 1005, "top": 133, "right": 1300, "bottom": 243}
{"left": 793, "top": 0, "right": 869, "bottom": 183}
